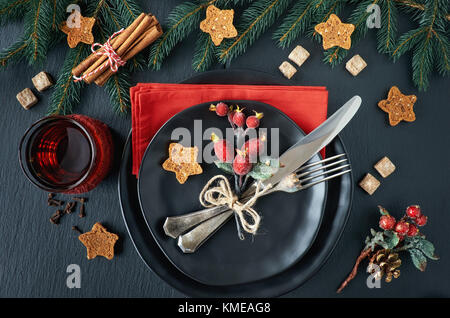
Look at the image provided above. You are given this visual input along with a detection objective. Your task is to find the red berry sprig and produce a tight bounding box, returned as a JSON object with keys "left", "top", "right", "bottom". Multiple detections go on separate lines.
{"left": 379, "top": 204, "right": 428, "bottom": 238}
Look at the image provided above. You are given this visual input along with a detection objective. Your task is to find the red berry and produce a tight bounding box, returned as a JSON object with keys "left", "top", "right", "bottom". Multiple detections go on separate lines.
{"left": 379, "top": 215, "right": 396, "bottom": 230}
{"left": 242, "top": 135, "right": 266, "bottom": 158}
{"left": 232, "top": 106, "right": 246, "bottom": 127}
{"left": 406, "top": 205, "right": 421, "bottom": 218}
{"left": 246, "top": 111, "right": 264, "bottom": 129}
{"left": 407, "top": 224, "right": 419, "bottom": 237}
{"left": 394, "top": 221, "right": 410, "bottom": 234}
{"left": 415, "top": 214, "right": 428, "bottom": 227}
{"left": 209, "top": 102, "right": 230, "bottom": 117}
{"left": 233, "top": 150, "right": 252, "bottom": 175}
{"left": 211, "top": 133, "right": 234, "bottom": 163}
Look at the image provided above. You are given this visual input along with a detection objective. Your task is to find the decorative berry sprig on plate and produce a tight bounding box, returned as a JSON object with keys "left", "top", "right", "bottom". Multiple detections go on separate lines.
{"left": 337, "top": 205, "right": 439, "bottom": 293}
{"left": 209, "top": 102, "right": 275, "bottom": 194}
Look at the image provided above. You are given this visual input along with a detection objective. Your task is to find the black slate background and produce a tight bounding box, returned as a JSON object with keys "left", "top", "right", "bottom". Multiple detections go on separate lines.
{"left": 0, "top": 1, "right": 449, "bottom": 298}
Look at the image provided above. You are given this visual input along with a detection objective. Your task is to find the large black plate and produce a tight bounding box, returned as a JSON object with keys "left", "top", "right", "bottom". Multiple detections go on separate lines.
{"left": 118, "top": 69, "right": 354, "bottom": 297}
{"left": 137, "top": 100, "right": 326, "bottom": 286}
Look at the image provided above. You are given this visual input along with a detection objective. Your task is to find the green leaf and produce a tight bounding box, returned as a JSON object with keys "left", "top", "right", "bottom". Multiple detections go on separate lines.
{"left": 415, "top": 238, "right": 439, "bottom": 260}
{"left": 248, "top": 157, "right": 280, "bottom": 180}
{"left": 384, "top": 230, "right": 400, "bottom": 249}
{"left": 409, "top": 248, "right": 427, "bottom": 271}
{"left": 214, "top": 161, "right": 234, "bottom": 175}
{"left": 378, "top": 205, "right": 389, "bottom": 216}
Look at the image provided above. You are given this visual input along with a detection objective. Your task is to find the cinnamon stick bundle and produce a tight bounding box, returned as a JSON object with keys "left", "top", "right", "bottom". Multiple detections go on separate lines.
{"left": 72, "top": 13, "right": 163, "bottom": 86}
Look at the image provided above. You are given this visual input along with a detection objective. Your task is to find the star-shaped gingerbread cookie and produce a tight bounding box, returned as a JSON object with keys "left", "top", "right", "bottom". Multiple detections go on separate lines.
{"left": 162, "top": 143, "right": 203, "bottom": 184}
{"left": 314, "top": 14, "right": 355, "bottom": 50}
{"left": 378, "top": 86, "right": 417, "bottom": 126}
{"left": 60, "top": 12, "right": 96, "bottom": 48}
{"left": 200, "top": 5, "right": 237, "bottom": 46}
{"left": 78, "top": 223, "right": 118, "bottom": 260}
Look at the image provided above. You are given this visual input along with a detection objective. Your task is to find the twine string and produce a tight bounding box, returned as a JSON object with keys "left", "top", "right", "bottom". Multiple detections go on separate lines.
{"left": 73, "top": 28, "right": 126, "bottom": 82}
{"left": 199, "top": 175, "right": 272, "bottom": 235}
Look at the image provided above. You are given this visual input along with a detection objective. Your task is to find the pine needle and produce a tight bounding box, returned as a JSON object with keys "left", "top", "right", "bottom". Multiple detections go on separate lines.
{"left": 193, "top": 31, "right": 217, "bottom": 72}
{"left": 219, "top": 0, "right": 292, "bottom": 64}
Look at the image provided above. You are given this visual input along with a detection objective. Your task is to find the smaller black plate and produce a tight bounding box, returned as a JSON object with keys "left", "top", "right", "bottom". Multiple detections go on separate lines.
{"left": 137, "top": 100, "right": 326, "bottom": 286}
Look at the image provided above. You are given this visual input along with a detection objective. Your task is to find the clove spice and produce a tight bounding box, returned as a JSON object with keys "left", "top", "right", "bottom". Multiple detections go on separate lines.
{"left": 50, "top": 209, "right": 63, "bottom": 225}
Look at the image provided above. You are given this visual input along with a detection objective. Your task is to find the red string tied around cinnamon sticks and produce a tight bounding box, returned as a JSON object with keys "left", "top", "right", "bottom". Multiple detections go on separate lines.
{"left": 73, "top": 29, "right": 126, "bottom": 82}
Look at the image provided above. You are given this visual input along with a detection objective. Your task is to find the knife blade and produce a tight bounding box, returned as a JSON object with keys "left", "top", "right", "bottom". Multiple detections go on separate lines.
{"left": 260, "top": 95, "right": 361, "bottom": 188}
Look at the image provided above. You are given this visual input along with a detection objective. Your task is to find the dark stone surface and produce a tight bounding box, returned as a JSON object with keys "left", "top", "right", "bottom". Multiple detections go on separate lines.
{"left": 0, "top": 1, "right": 448, "bottom": 297}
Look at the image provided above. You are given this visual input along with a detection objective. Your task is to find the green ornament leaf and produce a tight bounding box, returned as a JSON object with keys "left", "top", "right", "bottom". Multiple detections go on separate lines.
{"left": 378, "top": 205, "right": 389, "bottom": 216}
{"left": 248, "top": 157, "right": 280, "bottom": 181}
{"left": 384, "top": 230, "right": 400, "bottom": 249}
{"left": 214, "top": 161, "right": 234, "bottom": 175}
{"left": 409, "top": 248, "right": 427, "bottom": 272}
{"left": 415, "top": 238, "right": 439, "bottom": 260}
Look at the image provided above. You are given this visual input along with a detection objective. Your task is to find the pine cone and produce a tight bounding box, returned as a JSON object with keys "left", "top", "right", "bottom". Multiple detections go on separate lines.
{"left": 368, "top": 249, "right": 401, "bottom": 283}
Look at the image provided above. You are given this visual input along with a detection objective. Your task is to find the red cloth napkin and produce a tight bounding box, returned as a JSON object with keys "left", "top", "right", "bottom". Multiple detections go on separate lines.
{"left": 131, "top": 83, "right": 328, "bottom": 176}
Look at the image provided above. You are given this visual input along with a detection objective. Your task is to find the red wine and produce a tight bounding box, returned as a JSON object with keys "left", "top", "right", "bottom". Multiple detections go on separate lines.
{"left": 27, "top": 119, "right": 93, "bottom": 187}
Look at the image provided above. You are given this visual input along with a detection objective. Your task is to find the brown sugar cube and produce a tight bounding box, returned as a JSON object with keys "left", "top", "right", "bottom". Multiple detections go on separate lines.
{"left": 32, "top": 71, "right": 53, "bottom": 92}
{"left": 288, "top": 45, "right": 310, "bottom": 67}
{"left": 374, "top": 156, "right": 396, "bottom": 178}
{"left": 359, "top": 173, "right": 380, "bottom": 195}
{"left": 345, "top": 54, "right": 367, "bottom": 76}
{"left": 16, "top": 88, "right": 38, "bottom": 110}
{"left": 279, "top": 61, "right": 297, "bottom": 79}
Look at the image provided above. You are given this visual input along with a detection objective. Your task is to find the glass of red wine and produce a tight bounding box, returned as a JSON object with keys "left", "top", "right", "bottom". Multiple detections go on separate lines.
{"left": 19, "top": 115, "right": 113, "bottom": 193}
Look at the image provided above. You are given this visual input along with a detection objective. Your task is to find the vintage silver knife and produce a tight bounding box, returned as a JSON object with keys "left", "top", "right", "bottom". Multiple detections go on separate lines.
{"left": 168, "top": 95, "right": 362, "bottom": 252}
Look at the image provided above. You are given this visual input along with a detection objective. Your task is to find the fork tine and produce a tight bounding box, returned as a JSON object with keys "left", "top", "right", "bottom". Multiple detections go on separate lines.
{"left": 296, "top": 153, "right": 346, "bottom": 172}
{"left": 296, "top": 169, "right": 351, "bottom": 191}
{"left": 296, "top": 158, "right": 348, "bottom": 178}
{"left": 299, "top": 164, "right": 351, "bottom": 184}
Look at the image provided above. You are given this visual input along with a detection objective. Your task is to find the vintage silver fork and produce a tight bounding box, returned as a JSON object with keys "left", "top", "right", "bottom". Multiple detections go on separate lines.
{"left": 163, "top": 153, "right": 351, "bottom": 252}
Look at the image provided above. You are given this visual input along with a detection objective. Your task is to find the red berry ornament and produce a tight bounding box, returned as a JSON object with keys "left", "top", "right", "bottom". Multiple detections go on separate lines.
{"left": 394, "top": 221, "right": 410, "bottom": 234}
{"left": 406, "top": 205, "right": 421, "bottom": 219}
{"left": 243, "top": 134, "right": 266, "bottom": 157}
{"left": 211, "top": 133, "right": 234, "bottom": 163}
{"left": 379, "top": 215, "right": 396, "bottom": 230}
{"left": 232, "top": 106, "right": 246, "bottom": 127}
{"left": 415, "top": 214, "right": 428, "bottom": 227}
{"left": 246, "top": 111, "right": 264, "bottom": 129}
{"left": 233, "top": 150, "right": 252, "bottom": 175}
{"left": 407, "top": 224, "right": 419, "bottom": 237}
{"left": 209, "top": 102, "right": 230, "bottom": 117}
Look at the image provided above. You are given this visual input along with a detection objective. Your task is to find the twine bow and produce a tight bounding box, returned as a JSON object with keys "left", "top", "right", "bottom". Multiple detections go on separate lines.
{"left": 73, "top": 28, "right": 126, "bottom": 82}
{"left": 199, "top": 175, "right": 272, "bottom": 235}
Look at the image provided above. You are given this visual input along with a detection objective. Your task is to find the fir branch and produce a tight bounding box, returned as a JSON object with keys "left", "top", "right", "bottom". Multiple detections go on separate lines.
{"left": 394, "top": 0, "right": 450, "bottom": 21}
{"left": 21, "top": 0, "right": 53, "bottom": 65}
{"left": 377, "top": 0, "right": 398, "bottom": 54}
{"left": 149, "top": 0, "right": 214, "bottom": 70}
{"left": 273, "top": 0, "right": 322, "bottom": 48}
{"left": 104, "top": 69, "right": 132, "bottom": 113}
{"left": 0, "top": 36, "right": 28, "bottom": 67}
{"left": 47, "top": 45, "right": 90, "bottom": 115}
{"left": 412, "top": 31, "right": 434, "bottom": 90}
{"left": 0, "top": 0, "right": 30, "bottom": 25}
{"left": 391, "top": 27, "right": 427, "bottom": 60}
{"left": 192, "top": 31, "right": 217, "bottom": 71}
{"left": 432, "top": 29, "right": 450, "bottom": 76}
{"left": 392, "top": 0, "right": 448, "bottom": 90}
{"left": 219, "top": 0, "right": 292, "bottom": 64}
